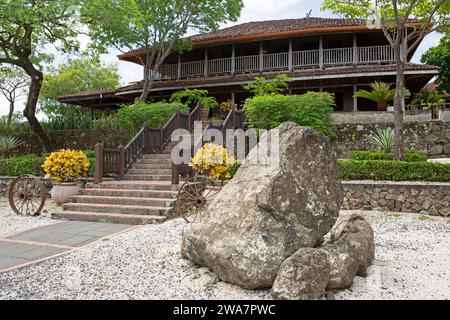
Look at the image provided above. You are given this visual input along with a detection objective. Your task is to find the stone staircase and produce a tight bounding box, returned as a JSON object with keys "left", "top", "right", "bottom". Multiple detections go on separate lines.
{"left": 52, "top": 152, "right": 178, "bottom": 225}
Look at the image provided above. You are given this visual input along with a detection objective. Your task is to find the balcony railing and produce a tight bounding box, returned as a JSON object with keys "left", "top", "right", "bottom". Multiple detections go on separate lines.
{"left": 152, "top": 45, "right": 395, "bottom": 81}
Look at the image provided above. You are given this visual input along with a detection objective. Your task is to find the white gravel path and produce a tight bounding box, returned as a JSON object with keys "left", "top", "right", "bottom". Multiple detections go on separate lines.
{"left": 0, "top": 197, "right": 59, "bottom": 238}
{"left": 0, "top": 207, "right": 449, "bottom": 300}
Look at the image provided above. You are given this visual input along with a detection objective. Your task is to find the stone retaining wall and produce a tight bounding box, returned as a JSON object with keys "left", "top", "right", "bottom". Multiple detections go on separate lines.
{"left": 341, "top": 180, "right": 450, "bottom": 216}
{"left": 331, "top": 111, "right": 432, "bottom": 124}
{"left": 335, "top": 121, "right": 450, "bottom": 158}
{"left": 1, "top": 176, "right": 448, "bottom": 216}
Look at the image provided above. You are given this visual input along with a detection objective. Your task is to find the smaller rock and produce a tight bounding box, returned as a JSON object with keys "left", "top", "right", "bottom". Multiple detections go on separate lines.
{"left": 271, "top": 248, "right": 330, "bottom": 300}
{"left": 429, "top": 145, "right": 443, "bottom": 155}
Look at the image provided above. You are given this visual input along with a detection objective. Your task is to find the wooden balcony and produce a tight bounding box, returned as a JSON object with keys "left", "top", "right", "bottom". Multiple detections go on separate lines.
{"left": 151, "top": 45, "right": 395, "bottom": 81}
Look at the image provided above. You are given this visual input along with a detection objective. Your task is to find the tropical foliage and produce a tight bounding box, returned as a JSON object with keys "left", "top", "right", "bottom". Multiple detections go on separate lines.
{"left": 170, "top": 89, "right": 218, "bottom": 110}
{"left": 42, "top": 149, "right": 90, "bottom": 183}
{"left": 422, "top": 33, "right": 450, "bottom": 94}
{"left": 245, "top": 92, "right": 336, "bottom": 137}
{"left": 369, "top": 128, "right": 395, "bottom": 153}
{"left": 190, "top": 143, "right": 237, "bottom": 181}
{"left": 114, "top": 101, "right": 189, "bottom": 131}
{"left": 412, "top": 90, "right": 444, "bottom": 107}
{"left": 355, "top": 81, "right": 410, "bottom": 110}
{"left": 0, "top": 135, "right": 24, "bottom": 158}
{"left": 40, "top": 56, "right": 121, "bottom": 118}
{"left": 243, "top": 75, "right": 293, "bottom": 97}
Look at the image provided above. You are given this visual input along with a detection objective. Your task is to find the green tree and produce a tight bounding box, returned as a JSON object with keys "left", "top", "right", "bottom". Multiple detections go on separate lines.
{"left": 422, "top": 33, "right": 450, "bottom": 94}
{"left": 40, "top": 56, "right": 121, "bottom": 117}
{"left": 322, "top": 0, "right": 450, "bottom": 161}
{"left": 82, "top": 0, "right": 243, "bottom": 101}
{"left": 243, "top": 75, "right": 293, "bottom": 97}
{"left": 0, "top": 0, "right": 82, "bottom": 152}
{"left": 355, "top": 81, "right": 410, "bottom": 110}
{"left": 0, "top": 65, "right": 28, "bottom": 126}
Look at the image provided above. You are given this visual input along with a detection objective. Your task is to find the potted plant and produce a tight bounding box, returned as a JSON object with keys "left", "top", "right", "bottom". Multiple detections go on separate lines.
{"left": 170, "top": 89, "right": 218, "bottom": 122}
{"left": 354, "top": 81, "right": 410, "bottom": 111}
{"left": 42, "top": 149, "right": 90, "bottom": 205}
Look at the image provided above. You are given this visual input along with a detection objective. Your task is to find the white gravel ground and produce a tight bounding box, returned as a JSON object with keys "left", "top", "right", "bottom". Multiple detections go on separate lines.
{"left": 0, "top": 197, "right": 60, "bottom": 238}
{"left": 0, "top": 204, "right": 449, "bottom": 300}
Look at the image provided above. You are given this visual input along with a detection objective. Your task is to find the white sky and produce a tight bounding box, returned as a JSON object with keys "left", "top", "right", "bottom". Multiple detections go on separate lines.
{"left": 0, "top": 0, "right": 442, "bottom": 117}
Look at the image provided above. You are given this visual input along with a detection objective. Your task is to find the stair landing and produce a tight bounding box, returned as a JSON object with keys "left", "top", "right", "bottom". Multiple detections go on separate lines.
{"left": 52, "top": 153, "right": 178, "bottom": 225}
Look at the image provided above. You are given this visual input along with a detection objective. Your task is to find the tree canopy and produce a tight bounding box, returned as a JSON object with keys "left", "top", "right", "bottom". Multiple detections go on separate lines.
{"left": 0, "top": 0, "right": 83, "bottom": 151}
{"left": 0, "top": 65, "right": 28, "bottom": 125}
{"left": 422, "top": 33, "right": 450, "bottom": 94}
{"left": 82, "top": 0, "right": 244, "bottom": 100}
{"left": 40, "top": 56, "right": 121, "bottom": 117}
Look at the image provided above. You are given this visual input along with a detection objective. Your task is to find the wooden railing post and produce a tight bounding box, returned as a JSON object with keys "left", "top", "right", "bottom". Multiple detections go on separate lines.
{"left": 94, "top": 143, "right": 104, "bottom": 184}
{"left": 118, "top": 144, "right": 125, "bottom": 179}
{"left": 143, "top": 124, "right": 150, "bottom": 153}
{"left": 159, "top": 127, "right": 164, "bottom": 153}
{"left": 171, "top": 163, "right": 179, "bottom": 185}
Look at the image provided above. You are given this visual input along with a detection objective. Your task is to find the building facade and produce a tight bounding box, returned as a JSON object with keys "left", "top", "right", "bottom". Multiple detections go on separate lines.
{"left": 59, "top": 17, "right": 438, "bottom": 113}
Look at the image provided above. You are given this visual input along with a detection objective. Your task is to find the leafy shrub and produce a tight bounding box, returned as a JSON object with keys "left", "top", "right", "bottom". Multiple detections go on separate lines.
{"left": 243, "top": 75, "right": 293, "bottom": 97}
{"left": 0, "top": 135, "right": 24, "bottom": 158}
{"left": 348, "top": 150, "right": 428, "bottom": 162}
{"left": 245, "top": 92, "right": 335, "bottom": 137}
{"left": 219, "top": 99, "right": 237, "bottom": 116}
{"left": 190, "top": 143, "right": 237, "bottom": 181}
{"left": 0, "top": 155, "right": 44, "bottom": 176}
{"left": 369, "top": 127, "right": 395, "bottom": 152}
{"left": 338, "top": 159, "right": 450, "bottom": 182}
{"left": 114, "top": 101, "right": 189, "bottom": 132}
{"left": 42, "top": 149, "right": 90, "bottom": 182}
{"left": 170, "top": 89, "right": 218, "bottom": 110}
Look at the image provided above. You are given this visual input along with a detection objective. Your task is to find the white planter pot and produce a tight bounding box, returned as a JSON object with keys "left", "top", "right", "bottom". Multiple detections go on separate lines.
{"left": 387, "top": 106, "right": 394, "bottom": 112}
{"left": 51, "top": 182, "right": 80, "bottom": 205}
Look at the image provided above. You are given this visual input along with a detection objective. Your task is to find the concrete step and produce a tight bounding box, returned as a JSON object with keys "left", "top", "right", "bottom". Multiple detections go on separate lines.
{"left": 135, "top": 159, "right": 172, "bottom": 165}
{"left": 131, "top": 163, "right": 172, "bottom": 169}
{"left": 63, "top": 202, "right": 170, "bottom": 216}
{"left": 89, "top": 181, "right": 174, "bottom": 191}
{"left": 81, "top": 188, "right": 178, "bottom": 199}
{"left": 52, "top": 211, "right": 166, "bottom": 225}
{"left": 140, "top": 154, "right": 172, "bottom": 159}
{"left": 123, "top": 174, "right": 172, "bottom": 181}
{"left": 71, "top": 195, "right": 175, "bottom": 207}
{"left": 127, "top": 168, "right": 171, "bottom": 175}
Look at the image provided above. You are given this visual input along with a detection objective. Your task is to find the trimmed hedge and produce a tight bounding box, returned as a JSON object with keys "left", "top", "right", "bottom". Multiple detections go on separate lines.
{"left": 338, "top": 159, "right": 450, "bottom": 182}
{"left": 348, "top": 150, "right": 428, "bottom": 162}
{"left": 0, "top": 152, "right": 95, "bottom": 177}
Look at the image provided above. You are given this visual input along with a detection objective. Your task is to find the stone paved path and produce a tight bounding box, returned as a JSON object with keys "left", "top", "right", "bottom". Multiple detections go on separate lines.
{"left": 0, "top": 221, "right": 135, "bottom": 273}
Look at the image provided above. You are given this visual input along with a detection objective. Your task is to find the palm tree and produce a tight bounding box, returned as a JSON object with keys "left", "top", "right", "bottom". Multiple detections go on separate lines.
{"left": 355, "top": 81, "right": 410, "bottom": 111}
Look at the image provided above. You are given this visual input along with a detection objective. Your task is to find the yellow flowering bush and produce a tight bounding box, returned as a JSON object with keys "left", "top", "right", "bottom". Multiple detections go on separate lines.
{"left": 42, "top": 149, "right": 90, "bottom": 183}
{"left": 190, "top": 143, "right": 236, "bottom": 181}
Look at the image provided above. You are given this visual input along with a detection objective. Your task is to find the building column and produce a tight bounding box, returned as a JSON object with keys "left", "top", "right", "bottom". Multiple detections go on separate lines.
{"left": 204, "top": 48, "right": 208, "bottom": 77}
{"left": 353, "top": 33, "right": 358, "bottom": 65}
{"left": 319, "top": 36, "right": 324, "bottom": 69}
{"left": 231, "top": 91, "right": 236, "bottom": 103}
{"left": 231, "top": 44, "right": 235, "bottom": 75}
{"left": 177, "top": 54, "right": 181, "bottom": 80}
{"left": 288, "top": 38, "right": 293, "bottom": 71}
{"left": 259, "top": 41, "right": 264, "bottom": 72}
{"left": 353, "top": 81, "right": 358, "bottom": 112}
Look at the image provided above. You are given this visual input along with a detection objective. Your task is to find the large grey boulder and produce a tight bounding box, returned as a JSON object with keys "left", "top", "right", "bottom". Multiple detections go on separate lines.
{"left": 322, "top": 214, "right": 375, "bottom": 289}
{"left": 271, "top": 248, "right": 330, "bottom": 300}
{"left": 181, "top": 122, "right": 343, "bottom": 289}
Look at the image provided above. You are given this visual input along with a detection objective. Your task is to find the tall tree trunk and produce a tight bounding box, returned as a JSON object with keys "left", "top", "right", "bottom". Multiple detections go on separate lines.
{"left": 393, "top": 29, "right": 405, "bottom": 161}
{"left": 7, "top": 100, "right": 14, "bottom": 127}
{"left": 22, "top": 63, "right": 51, "bottom": 153}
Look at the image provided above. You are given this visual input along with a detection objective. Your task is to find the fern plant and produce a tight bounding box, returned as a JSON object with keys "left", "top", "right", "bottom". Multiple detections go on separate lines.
{"left": 369, "top": 128, "right": 395, "bottom": 153}
{"left": 0, "top": 135, "right": 24, "bottom": 158}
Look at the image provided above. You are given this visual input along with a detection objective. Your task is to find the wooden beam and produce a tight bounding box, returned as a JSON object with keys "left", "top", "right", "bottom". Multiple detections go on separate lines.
{"left": 259, "top": 42, "right": 264, "bottom": 72}
{"left": 353, "top": 33, "right": 358, "bottom": 65}
{"left": 353, "top": 80, "right": 358, "bottom": 112}
{"left": 177, "top": 54, "right": 181, "bottom": 80}
{"left": 204, "top": 48, "right": 208, "bottom": 77}
{"left": 319, "top": 36, "right": 324, "bottom": 70}
{"left": 288, "top": 38, "right": 293, "bottom": 71}
{"left": 231, "top": 44, "right": 236, "bottom": 75}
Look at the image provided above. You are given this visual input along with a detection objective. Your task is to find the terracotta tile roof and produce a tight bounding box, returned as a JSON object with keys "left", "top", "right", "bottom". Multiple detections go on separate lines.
{"left": 115, "top": 63, "right": 438, "bottom": 94}
{"left": 189, "top": 17, "right": 367, "bottom": 42}
{"left": 421, "top": 82, "right": 449, "bottom": 97}
{"left": 58, "top": 88, "right": 115, "bottom": 100}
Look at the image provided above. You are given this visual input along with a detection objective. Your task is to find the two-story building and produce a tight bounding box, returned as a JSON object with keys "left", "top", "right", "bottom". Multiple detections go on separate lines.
{"left": 59, "top": 17, "right": 438, "bottom": 113}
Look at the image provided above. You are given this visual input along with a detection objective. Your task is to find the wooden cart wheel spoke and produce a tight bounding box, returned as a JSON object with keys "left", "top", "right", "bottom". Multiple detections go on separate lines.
{"left": 8, "top": 175, "right": 47, "bottom": 216}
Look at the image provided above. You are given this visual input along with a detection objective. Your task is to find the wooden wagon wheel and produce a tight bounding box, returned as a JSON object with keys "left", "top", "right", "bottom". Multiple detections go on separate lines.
{"left": 176, "top": 175, "right": 223, "bottom": 223}
{"left": 8, "top": 175, "right": 47, "bottom": 216}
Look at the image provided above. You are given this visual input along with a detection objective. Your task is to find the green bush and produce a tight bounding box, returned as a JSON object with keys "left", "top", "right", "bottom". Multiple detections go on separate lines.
{"left": 0, "top": 153, "right": 95, "bottom": 177}
{"left": 244, "top": 92, "right": 335, "bottom": 137}
{"left": 114, "top": 101, "right": 189, "bottom": 132}
{"left": 348, "top": 150, "right": 428, "bottom": 162}
{"left": 338, "top": 159, "right": 450, "bottom": 182}
{"left": 0, "top": 155, "right": 45, "bottom": 176}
